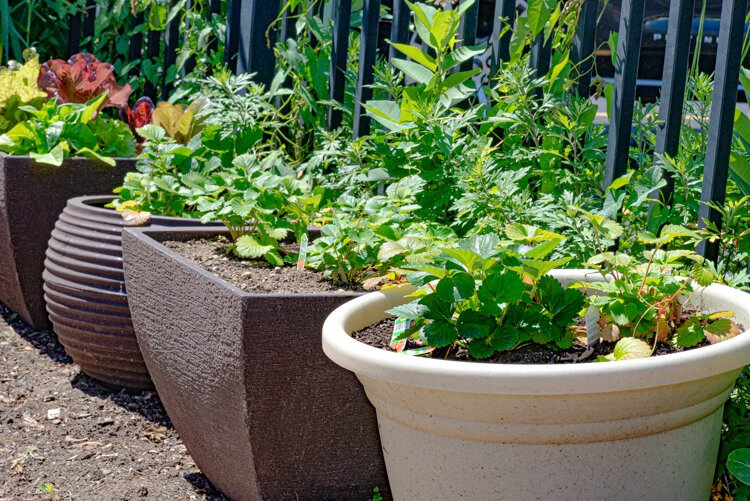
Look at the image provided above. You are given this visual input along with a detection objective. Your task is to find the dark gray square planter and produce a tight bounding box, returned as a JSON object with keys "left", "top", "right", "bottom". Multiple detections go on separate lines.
{"left": 122, "top": 226, "right": 390, "bottom": 501}
{"left": 0, "top": 154, "right": 136, "bottom": 329}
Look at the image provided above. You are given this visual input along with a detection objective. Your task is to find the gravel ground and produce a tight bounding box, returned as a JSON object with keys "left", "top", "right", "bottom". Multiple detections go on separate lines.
{"left": 0, "top": 303, "right": 228, "bottom": 501}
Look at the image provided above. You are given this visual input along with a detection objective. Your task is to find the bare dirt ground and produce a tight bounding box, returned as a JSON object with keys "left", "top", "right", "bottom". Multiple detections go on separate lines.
{"left": 0, "top": 303, "right": 228, "bottom": 501}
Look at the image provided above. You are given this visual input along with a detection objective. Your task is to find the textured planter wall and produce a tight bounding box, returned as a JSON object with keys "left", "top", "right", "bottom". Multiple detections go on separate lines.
{"left": 43, "top": 196, "right": 207, "bottom": 390}
{"left": 0, "top": 155, "right": 135, "bottom": 330}
{"left": 122, "top": 226, "right": 390, "bottom": 501}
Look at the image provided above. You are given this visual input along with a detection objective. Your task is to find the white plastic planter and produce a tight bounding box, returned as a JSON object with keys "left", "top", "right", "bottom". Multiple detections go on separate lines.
{"left": 322, "top": 270, "right": 750, "bottom": 500}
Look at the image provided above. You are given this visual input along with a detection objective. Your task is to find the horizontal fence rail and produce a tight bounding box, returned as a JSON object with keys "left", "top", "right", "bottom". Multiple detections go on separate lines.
{"left": 60, "top": 0, "right": 750, "bottom": 263}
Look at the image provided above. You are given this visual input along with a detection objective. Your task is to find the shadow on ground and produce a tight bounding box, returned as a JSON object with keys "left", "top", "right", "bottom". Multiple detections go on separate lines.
{"left": 184, "top": 473, "right": 230, "bottom": 500}
{"left": 0, "top": 302, "right": 71, "bottom": 364}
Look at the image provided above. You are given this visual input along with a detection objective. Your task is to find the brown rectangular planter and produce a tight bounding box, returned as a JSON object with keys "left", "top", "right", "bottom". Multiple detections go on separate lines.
{"left": 0, "top": 154, "right": 136, "bottom": 330}
{"left": 122, "top": 226, "right": 390, "bottom": 501}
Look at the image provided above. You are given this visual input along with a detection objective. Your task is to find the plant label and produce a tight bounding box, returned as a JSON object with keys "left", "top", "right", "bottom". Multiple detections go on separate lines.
{"left": 296, "top": 234, "right": 309, "bottom": 271}
{"left": 390, "top": 318, "right": 412, "bottom": 352}
{"left": 401, "top": 346, "right": 435, "bottom": 356}
{"left": 585, "top": 305, "right": 601, "bottom": 347}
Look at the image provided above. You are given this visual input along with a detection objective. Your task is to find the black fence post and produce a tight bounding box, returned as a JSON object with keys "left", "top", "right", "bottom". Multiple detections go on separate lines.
{"left": 81, "top": 0, "right": 97, "bottom": 52}
{"left": 389, "top": 0, "right": 410, "bottom": 63}
{"left": 571, "top": 0, "right": 598, "bottom": 98}
{"left": 128, "top": 13, "right": 145, "bottom": 80}
{"left": 458, "top": 0, "right": 480, "bottom": 72}
{"left": 649, "top": 0, "right": 696, "bottom": 211}
{"left": 235, "top": 0, "right": 278, "bottom": 87}
{"left": 602, "top": 0, "right": 646, "bottom": 190}
{"left": 163, "top": 0, "right": 181, "bottom": 97}
{"left": 697, "top": 0, "right": 748, "bottom": 262}
{"left": 353, "top": 0, "right": 382, "bottom": 138}
{"left": 327, "top": 0, "right": 352, "bottom": 130}
{"left": 280, "top": 3, "right": 298, "bottom": 44}
{"left": 143, "top": 30, "right": 161, "bottom": 101}
{"left": 490, "top": 0, "right": 515, "bottom": 75}
{"left": 225, "top": 0, "right": 242, "bottom": 72}
{"left": 68, "top": 11, "right": 83, "bottom": 57}
{"left": 207, "top": 0, "right": 223, "bottom": 58}
{"left": 530, "top": 34, "right": 551, "bottom": 78}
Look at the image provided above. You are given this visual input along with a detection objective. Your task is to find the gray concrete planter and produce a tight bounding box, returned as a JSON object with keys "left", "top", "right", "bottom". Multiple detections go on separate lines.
{"left": 122, "top": 226, "right": 390, "bottom": 501}
{"left": 0, "top": 154, "right": 135, "bottom": 330}
{"left": 43, "top": 196, "right": 207, "bottom": 390}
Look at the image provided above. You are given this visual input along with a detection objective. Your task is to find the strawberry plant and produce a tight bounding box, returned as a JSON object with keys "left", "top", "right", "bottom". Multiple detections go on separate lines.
{"left": 387, "top": 228, "right": 583, "bottom": 358}
{"left": 576, "top": 220, "right": 742, "bottom": 361}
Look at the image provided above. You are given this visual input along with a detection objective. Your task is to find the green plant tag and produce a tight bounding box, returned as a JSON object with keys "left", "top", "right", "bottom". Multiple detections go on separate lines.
{"left": 390, "top": 318, "right": 412, "bottom": 352}
{"left": 585, "top": 305, "right": 601, "bottom": 347}
{"left": 296, "top": 234, "right": 309, "bottom": 271}
{"left": 401, "top": 346, "right": 435, "bottom": 356}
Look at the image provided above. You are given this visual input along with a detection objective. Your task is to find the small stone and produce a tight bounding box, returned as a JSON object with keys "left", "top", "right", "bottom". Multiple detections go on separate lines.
{"left": 47, "top": 408, "right": 61, "bottom": 420}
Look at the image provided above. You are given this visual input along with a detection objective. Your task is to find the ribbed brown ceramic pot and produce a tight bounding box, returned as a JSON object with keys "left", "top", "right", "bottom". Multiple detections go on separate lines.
{"left": 43, "top": 195, "right": 206, "bottom": 390}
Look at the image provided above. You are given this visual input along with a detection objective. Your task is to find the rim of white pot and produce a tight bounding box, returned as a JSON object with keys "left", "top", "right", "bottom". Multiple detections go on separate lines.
{"left": 322, "top": 269, "right": 750, "bottom": 395}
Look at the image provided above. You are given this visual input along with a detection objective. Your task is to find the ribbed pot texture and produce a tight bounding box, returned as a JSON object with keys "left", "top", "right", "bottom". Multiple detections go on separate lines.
{"left": 43, "top": 195, "right": 205, "bottom": 390}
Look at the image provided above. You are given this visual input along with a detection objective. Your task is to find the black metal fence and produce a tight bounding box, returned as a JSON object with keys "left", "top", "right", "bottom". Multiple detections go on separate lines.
{"left": 65, "top": 0, "right": 749, "bottom": 262}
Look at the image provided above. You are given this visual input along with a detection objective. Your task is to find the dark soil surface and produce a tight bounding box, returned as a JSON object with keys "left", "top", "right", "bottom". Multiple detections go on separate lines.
{"left": 353, "top": 317, "right": 703, "bottom": 364}
{"left": 164, "top": 237, "right": 361, "bottom": 294}
{"left": 0, "top": 303, "right": 227, "bottom": 500}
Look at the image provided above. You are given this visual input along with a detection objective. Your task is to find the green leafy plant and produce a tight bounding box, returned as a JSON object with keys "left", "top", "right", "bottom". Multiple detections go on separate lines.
{"left": 577, "top": 222, "right": 740, "bottom": 360}
{"left": 192, "top": 150, "right": 318, "bottom": 265}
{"left": 0, "top": 49, "right": 46, "bottom": 133}
{"left": 307, "top": 176, "right": 456, "bottom": 286}
{"left": 117, "top": 124, "right": 318, "bottom": 266}
{"left": 0, "top": 92, "right": 135, "bottom": 165}
{"left": 387, "top": 228, "right": 583, "bottom": 359}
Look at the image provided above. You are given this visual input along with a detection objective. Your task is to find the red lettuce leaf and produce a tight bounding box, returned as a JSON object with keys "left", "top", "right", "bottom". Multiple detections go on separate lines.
{"left": 38, "top": 53, "right": 132, "bottom": 109}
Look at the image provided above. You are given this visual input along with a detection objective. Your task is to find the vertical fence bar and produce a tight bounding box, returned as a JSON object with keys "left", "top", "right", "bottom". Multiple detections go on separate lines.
{"left": 602, "top": 0, "right": 646, "bottom": 189}
{"left": 571, "top": 0, "right": 598, "bottom": 98}
{"left": 530, "top": 34, "right": 552, "bottom": 77}
{"left": 236, "top": 0, "right": 278, "bottom": 87}
{"left": 327, "top": 0, "right": 352, "bottom": 130}
{"left": 649, "top": 0, "right": 695, "bottom": 210}
{"left": 458, "top": 0, "right": 480, "bottom": 72}
{"left": 68, "top": 11, "right": 83, "bottom": 56}
{"left": 490, "top": 0, "right": 516, "bottom": 74}
{"left": 353, "top": 0, "right": 382, "bottom": 137}
{"left": 307, "top": 0, "right": 325, "bottom": 47}
{"left": 128, "top": 13, "right": 145, "bottom": 80}
{"left": 280, "top": 3, "right": 297, "bottom": 43}
{"left": 163, "top": 0, "right": 181, "bottom": 97}
{"left": 207, "top": 0, "right": 222, "bottom": 57}
{"left": 184, "top": 0, "right": 196, "bottom": 75}
{"left": 389, "top": 0, "right": 410, "bottom": 62}
{"left": 81, "top": 0, "right": 97, "bottom": 52}
{"left": 697, "top": 0, "right": 748, "bottom": 262}
{"left": 143, "top": 30, "right": 161, "bottom": 100}
{"left": 225, "top": 0, "right": 242, "bottom": 72}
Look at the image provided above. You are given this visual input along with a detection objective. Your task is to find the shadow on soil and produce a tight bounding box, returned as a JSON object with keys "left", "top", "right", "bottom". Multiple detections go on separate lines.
{"left": 1, "top": 302, "right": 230, "bottom": 500}
{"left": 184, "top": 473, "right": 230, "bottom": 500}
{"left": 0, "top": 302, "right": 72, "bottom": 364}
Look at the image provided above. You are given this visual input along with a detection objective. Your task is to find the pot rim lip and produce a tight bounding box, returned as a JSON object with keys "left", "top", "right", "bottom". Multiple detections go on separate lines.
{"left": 64, "top": 195, "right": 202, "bottom": 223}
{"left": 123, "top": 225, "right": 362, "bottom": 300}
{"left": 0, "top": 152, "right": 136, "bottom": 162}
{"left": 322, "top": 270, "right": 750, "bottom": 394}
